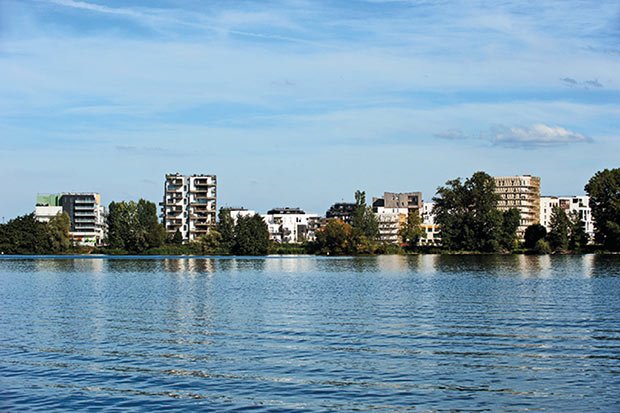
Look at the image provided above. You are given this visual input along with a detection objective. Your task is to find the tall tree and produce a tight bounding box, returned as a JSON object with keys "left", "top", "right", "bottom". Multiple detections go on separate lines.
{"left": 351, "top": 190, "right": 379, "bottom": 240}
{"left": 585, "top": 168, "right": 620, "bottom": 251}
{"left": 47, "top": 212, "right": 72, "bottom": 253}
{"left": 106, "top": 200, "right": 164, "bottom": 253}
{"left": 432, "top": 171, "right": 502, "bottom": 252}
{"left": 547, "top": 206, "right": 570, "bottom": 252}
{"left": 217, "top": 208, "right": 235, "bottom": 254}
{"left": 524, "top": 224, "right": 547, "bottom": 250}
{"left": 499, "top": 208, "right": 521, "bottom": 251}
{"left": 233, "top": 214, "right": 269, "bottom": 256}
{"left": 399, "top": 210, "right": 424, "bottom": 251}
{"left": 568, "top": 211, "right": 588, "bottom": 251}
{"left": 137, "top": 199, "right": 165, "bottom": 249}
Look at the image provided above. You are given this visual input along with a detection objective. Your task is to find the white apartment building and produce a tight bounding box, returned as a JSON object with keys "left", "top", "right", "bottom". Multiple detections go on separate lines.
{"left": 494, "top": 175, "right": 541, "bottom": 238}
{"left": 420, "top": 202, "right": 441, "bottom": 246}
{"left": 372, "top": 192, "right": 423, "bottom": 244}
{"left": 161, "top": 174, "right": 217, "bottom": 242}
{"left": 261, "top": 208, "right": 320, "bottom": 243}
{"left": 35, "top": 193, "right": 106, "bottom": 246}
{"left": 227, "top": 208, "right": 257, "bottom": 223}
{"left": 374, "top": 206, "right": 408, "bottom": 244}
{"left": 540, "top": 196, "right": 595, "bottom": 241}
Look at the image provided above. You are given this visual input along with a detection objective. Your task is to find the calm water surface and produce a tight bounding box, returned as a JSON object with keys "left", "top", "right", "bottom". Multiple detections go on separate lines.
{"left": 0, "top": 255, "right": 619, "bottom": 412}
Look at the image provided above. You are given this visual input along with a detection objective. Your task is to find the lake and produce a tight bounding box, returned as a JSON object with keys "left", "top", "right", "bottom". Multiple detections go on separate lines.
{"left": 0, "top": 255, "right": 619, "bottom": 411}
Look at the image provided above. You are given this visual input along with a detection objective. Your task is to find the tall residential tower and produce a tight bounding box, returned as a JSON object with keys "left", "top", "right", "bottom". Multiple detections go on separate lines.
{"left": 493, "top": 175, "right": 541, "bottom": 238}
{"left": 161, "top": 174, "right": 217, "bottom": 241}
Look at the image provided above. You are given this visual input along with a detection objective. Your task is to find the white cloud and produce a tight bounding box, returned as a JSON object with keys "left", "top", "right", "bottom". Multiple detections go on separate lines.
{"left": 486, "top": 124, "right": 591, "bottom": 148}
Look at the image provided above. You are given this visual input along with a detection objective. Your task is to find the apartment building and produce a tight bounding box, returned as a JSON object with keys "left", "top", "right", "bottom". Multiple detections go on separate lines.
{"left": 372, "top": 192, "right": 423, "bottom": 244}
{"left": 35, "top": 193, "right": 106, "bottom": 246}
{"left": 161, "top": 174, "right": 217, "bottom": 242}
{"left": 262, "top": 208, "right": 320, "bottom": 243}
{"left": 326, "top": 202, "right": 356, "bottom": 224}
{"left": 420, "top": 202, "right": 441, "bottom": 246}
{"left": 540, "top": 196, "right": 594, "bottom": 241}
{"left": 493, "top": 175, "right": 541, "bottom": 238}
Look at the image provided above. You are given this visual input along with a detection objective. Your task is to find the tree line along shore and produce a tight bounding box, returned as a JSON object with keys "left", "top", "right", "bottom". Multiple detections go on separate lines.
{"left": 1, "top": 168, "right": 618, "bottom": 256}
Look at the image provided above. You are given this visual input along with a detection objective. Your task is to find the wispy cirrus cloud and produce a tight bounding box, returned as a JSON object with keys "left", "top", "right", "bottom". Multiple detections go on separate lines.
{"left": 560, "top": 77, "right": 604, "bottom": 89}
{"left": 433, "top": 129, "right": 468, "bottom": 140}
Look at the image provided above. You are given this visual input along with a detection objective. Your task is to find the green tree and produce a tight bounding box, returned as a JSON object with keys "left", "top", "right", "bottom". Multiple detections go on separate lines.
{"left": 233, "top": 214, "right": 269, "bottom": 255}
{"left": 568, "top": 211, "right": 588, "bottom": 251}
{"left": 47, "top": 212, "right": 72, "bottom": 253}
{"left": 106, "top": 199, "right": 165, "bottom": 254}
{"left": 585, "top": 168, "right": 620, "bottom": 251}
{"left": 534, "top": 239, "right": 552, "bottom": 254}
{"left": 313, "top": 219, "right": 354, "bottom": 255}
{"left": 171, "top": 229, "right": 183, "bottom": 245}
{"left": 351, "top": 190, "right": 379, "bottom": 240}
{"left": 399, "top": 210, "right": 424, "bottom": 251}
{"left": 217, "top": 208, "right": 236, "bottom": 254}
{"left": 547, "top": 206, "right": 570, "bottom": 252}
{"left": 432, "top": 171, "right": 502, "bottom": 252}
{"left": 200, "top": 229, "right": 222, "bottom": 254}
{"left": 0, "top": 214, "right": 51, "bottom": 254}
{"left": 499, "top": 208, "right": 520, "bottom": 251}
{"left": 524, "top": 224, "right": 547, "bottom": 250}
{"left": 137, "top": 199, "right": 165, "bottom": 249}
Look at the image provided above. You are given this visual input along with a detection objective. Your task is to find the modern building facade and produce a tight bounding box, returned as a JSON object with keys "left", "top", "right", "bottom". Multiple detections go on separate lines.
{"left": 326, "top": 202, "right": 356, "bottom": 224}
{"left": 372, "top": 192, "right": 423, "bottom": 244}
{"left": 420, "top": 202, "right": 441, "bottom": 246}
{"left": 540, "top": 196, "right": 594, "bottom": 242}
{"left": 493, "top": 175, "right": 541, "bottom": 238}
{"left": 35, "top": 193, "right": 106, "bottom": 246}
{"left": 262, "top": 208, "right": 320, "bottom": 243}
{"left": 161, "top": 174, "right": 217, "bottom": 242}
{"left": 373, "top": 192, "right": 423, "bottom": 212}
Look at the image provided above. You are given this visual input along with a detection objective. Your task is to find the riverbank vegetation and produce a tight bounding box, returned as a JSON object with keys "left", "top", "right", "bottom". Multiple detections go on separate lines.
{"left": 1, "top": 168, "right": 618, "bottom": 255}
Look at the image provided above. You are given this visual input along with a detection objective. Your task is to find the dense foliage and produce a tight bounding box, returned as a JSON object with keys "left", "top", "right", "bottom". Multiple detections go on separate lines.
{"left": 432, "top": 171, "right": 519, "bottom": 252}
{"left": 231, "top": 214, "right": 270, "bottom": 255}
{"left": 585, "top": 168, "right": 620, "bottom": 251}
{"left": 313, "top": 219, "right": 355, "bottom": 255}
{"left": 106, "top": 200, "right": 166, "bottom": 254}
{"left": 524, "top": 224, "right": 547, "bottom": 249}
{"left": 0, "top": 213, "right": 72, "bottom": 254}
{"left": 399, "top": 210, "right": 424, "bottom": 251}
{"left": 351, "top": 190, "right": 379, "bottom": 240}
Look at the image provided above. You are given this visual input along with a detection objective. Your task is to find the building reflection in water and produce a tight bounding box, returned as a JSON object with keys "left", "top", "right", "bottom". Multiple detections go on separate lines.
{"left": 163, "top": 258, "right": 215, "bottom": 274}
{"left": 34, "top": 257, "right": 104, "bottom": 273}
{"left": 516, "top": 254, "right": 552, "bottom": 277}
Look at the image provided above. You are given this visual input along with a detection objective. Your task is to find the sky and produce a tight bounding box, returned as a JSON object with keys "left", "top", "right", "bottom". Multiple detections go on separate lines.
{"left": 1, "top": 0, "right": 619, "bottom": 219}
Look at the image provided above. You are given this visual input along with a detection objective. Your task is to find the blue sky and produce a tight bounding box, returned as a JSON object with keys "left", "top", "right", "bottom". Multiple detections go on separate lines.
{"left": 1, "top": 0, "right": 619, "bottom": 219}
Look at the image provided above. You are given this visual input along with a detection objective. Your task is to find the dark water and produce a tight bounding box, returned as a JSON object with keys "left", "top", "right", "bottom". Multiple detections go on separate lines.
{"left": 0, "top": 255, "right": 619, "bottom": 412}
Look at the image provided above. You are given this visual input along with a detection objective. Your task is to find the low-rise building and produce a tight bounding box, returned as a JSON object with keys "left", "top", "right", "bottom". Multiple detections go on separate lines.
{"left": 262, "top": 208, "right": 320, "bottom": 243}
{"left": 540, "top": 196, "right": 594, "bottom": 241}
{"left": 227, "top": 207, "right": 257, "bottom": 223}
{"left": 35, "top": 193, "right": 106, "bottom": 246}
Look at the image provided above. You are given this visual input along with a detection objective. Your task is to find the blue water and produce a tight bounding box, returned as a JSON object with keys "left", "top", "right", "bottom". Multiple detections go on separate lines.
{"left": 0, "top": 255, "right": 619, "bottom": 412}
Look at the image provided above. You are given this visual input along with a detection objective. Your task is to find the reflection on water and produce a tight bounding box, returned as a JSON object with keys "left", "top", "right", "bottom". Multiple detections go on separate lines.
{"left": 0, "top": 254, "right": 619, "bottom": 412}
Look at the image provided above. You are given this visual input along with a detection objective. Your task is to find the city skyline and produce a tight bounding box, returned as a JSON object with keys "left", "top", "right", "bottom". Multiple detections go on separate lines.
{"left": 1, "top": 0, "right": 619, "bottom": 218}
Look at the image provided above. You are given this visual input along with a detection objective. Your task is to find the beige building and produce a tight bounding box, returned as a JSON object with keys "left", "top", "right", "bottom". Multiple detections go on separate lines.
{"left": 161, "top": 174, "right": 217, "bottom": 241}
{"left": 493, "top": 175, "right": 541, "bottom": 237}
{"left": 372, "top": 192, "right": 423, "bottom": 244}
